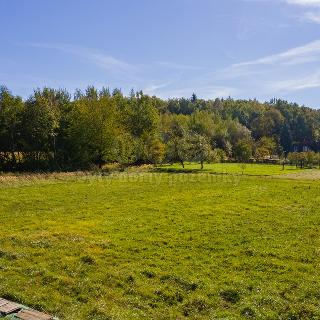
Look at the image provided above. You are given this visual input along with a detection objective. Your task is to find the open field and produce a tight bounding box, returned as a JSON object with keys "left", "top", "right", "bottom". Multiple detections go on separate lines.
{"left": 158, "top": 163, "right": 308, "bottom": 176}
{"left": 0, "top": 170, "right": 320, "bottom": 319}
{"left": 272, "top": 169, "right": 320, "bottom": 180}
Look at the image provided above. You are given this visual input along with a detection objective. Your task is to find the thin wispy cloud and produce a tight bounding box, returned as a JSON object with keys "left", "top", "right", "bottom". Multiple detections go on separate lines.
{"left": 143, "top": 81, "right": 174, "bottom": 96}
{"left": 157, "top": 61, "right": 203, "bottom": 71}
{"left": 232, "top": 40, "right": 320, "bottom": 68}
{"left": 270, "top": 70, "right": 320, "bottom": 92}
{"left": 286, "top": 0, "right": 320, "bottom": 6}
{"left": 300, "top": 10, "right": 320, "bottom": 23}
{"left": 23, "top": 43, "right": 204, "bottom": 96}
{"left": 208, "top": 39, "right": 320, "bottom": 98}
{"left": 17, "top": 39, "right": 320, "bottom": 101}
{"left": 25, "top": 43, "right": 139, "bottom": 81}
{"left": 244, "top": 0, "right": 320, "bottom": 6}
{"left": 145, "top": 39, "right": 320, "bottom": 98}
{"left": 285, "top": 0, "right": 320, "bottom": 24}
{"left": 245, "top": 0, "right": 320, "bottom": 24}
{"left": 21, "top": 42, "right": 195, "bottom": 97}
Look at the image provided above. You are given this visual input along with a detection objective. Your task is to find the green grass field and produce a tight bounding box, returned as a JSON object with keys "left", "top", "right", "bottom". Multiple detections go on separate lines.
{"left": 158, "top": 162, "right": 306, "bottom": 176}
{"left": 0, "top": 167, "right": 320, "bottom": 319}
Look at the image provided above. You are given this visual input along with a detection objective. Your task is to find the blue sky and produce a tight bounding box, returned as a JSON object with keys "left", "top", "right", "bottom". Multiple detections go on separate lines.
{"left": 1, "top": 0, "right": 320, "bottom": 107}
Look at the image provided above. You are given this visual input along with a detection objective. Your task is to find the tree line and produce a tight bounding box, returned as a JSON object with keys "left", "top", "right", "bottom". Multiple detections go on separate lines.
{"left": 0, "top": 85, "right": 320, "bottom": 171}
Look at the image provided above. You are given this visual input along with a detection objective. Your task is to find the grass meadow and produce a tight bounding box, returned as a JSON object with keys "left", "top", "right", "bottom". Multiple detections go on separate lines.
{"left": 0, "top": 164, "right": 319, "bottom": 319}
{"left": 158, "top": 162, "right": 307, "bottom": 176}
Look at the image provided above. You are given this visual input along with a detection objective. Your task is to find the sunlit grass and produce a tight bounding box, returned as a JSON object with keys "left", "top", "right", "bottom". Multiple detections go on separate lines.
{"left": 159, "top": 162, "right": 308, "bottom": 176}
{"left": 0, "top": 172, "right": 319, "bottom": 319}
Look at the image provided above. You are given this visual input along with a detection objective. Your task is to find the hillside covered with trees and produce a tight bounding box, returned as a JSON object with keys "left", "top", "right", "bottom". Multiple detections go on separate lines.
{"left": 0, "top": 85, "right": 320, "bottom": 171}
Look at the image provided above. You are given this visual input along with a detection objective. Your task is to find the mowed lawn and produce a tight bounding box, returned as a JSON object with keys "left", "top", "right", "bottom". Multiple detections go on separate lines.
{"left": 159, "top": 162, "right": 307, "bottom": 176}
{"left": 0, "top": 172, "right": 320, "bottom": 319}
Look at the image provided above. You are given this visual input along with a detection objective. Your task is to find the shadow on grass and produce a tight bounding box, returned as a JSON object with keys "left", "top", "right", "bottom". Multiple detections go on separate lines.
{"left": 153, "top": 167, "right": 272, "bottom": 177}
{"left": 153, "top": 167, "right": 204, "bottom": 174}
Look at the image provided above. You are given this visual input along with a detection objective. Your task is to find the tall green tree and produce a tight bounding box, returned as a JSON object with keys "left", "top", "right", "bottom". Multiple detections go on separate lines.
{"left": 21, "top": 88, "right": 65, "bottom": 169}
{"left": 234, "top": 139, "right": 253, "bottom": 162}
{"left": 188, "top": 133, "right": 213, "bottom": 169}
{"left": 68, "top": 93, "right": 118, "bottom": 168}
{"left": 0, "top": 86, "right": 24, "bottom": 169}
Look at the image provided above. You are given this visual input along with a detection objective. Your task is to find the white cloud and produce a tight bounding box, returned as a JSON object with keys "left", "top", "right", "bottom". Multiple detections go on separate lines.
{"left": 282, "top": 0, "right": 320, "bottom": 25}
{"left": 143, "top": 81, "right": 173, "bottom": 96}
{"left": 151, "top": 40, "right": 320, "bottom": 99}
{"left": 286, "top": 0, "right": 320, "bottom": 6}
{"left": 231, "top": 39, "right": 320, "bottom": 68}
{"left": 20, "top": 40, "right": 320, "bottom": 101}
{"left": 270, "top": 70, "right": 320, "bottom": 92}
{"left": 216, "top": 40, "right": 320, "bottom": 97}
{"left": 245, "top": 0, "right": 320, "bottom": 6}
{"left": 301, "top": 11, "right": 320, "bottom": 22}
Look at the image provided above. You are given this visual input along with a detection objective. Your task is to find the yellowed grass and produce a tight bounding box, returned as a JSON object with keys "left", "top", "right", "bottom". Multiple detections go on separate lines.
{"left": 272, "top": 169, "right": 320, "bottom": 180}
{"left": 0, "top": 172, "right": 90, "bottom": 185}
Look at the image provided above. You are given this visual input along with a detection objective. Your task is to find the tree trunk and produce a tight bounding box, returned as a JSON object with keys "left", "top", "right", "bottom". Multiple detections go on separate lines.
{"left": 53, "top": 135, "right": 56, "bottom": 163}
{"left": 11, "top": 151, "right": 16, "bottom": 168}
{"left": 201, "top": 161, "right": 203, "bottom": 170}
{"left": 10, "top": 132, "right": 16, "bottom": 169}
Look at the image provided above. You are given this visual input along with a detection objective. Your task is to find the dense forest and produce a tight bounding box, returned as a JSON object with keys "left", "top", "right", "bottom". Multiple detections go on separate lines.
{"left": 0, "top": 85, "right": 320, "bottom": 171}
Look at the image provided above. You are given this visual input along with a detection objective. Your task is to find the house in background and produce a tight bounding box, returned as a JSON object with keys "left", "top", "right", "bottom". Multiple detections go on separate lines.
{"left": 293, "top": 139, "right": 311, "bottom": 152}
